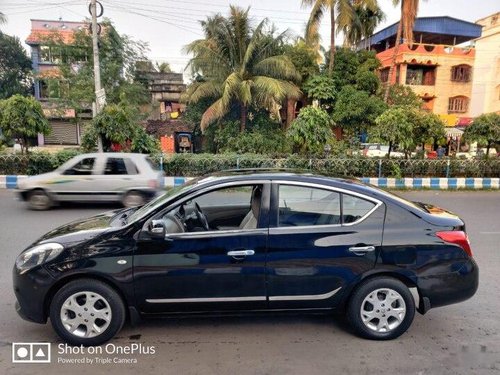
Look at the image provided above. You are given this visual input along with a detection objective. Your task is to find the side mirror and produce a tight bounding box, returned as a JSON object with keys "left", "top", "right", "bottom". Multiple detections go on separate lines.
{"left": 149, "top": 219, "right": 166, "bottom": 238}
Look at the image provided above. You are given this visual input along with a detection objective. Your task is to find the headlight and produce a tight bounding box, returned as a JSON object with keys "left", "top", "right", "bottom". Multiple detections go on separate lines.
{"left": 15, "top": 243, "right": 64, "bottom": 274}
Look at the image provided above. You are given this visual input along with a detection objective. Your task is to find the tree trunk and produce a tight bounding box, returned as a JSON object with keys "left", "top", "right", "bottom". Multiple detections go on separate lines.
{"left": 486, "top": 142, "right": 491, "bottom": 159}
{"left": 383, "top": 2, "right": 404, "bottom": 102}
{"left": 240, "top": 104, "right": 247, "bottom": 133}
{"left": 388, "top": 141, "right": 392, "bottom": 158}
{"left": 328, "top": 6, "right": 336, "bottom": 76}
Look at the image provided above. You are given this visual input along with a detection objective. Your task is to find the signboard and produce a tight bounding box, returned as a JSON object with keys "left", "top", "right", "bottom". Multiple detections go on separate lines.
{"left": 95, "top": 88, "right": 106, "bottom": 111}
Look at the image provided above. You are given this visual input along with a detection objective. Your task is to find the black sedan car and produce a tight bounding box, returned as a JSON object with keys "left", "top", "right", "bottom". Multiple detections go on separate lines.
{"left": 13, "top": 172, "right": 478, "bottom": 346}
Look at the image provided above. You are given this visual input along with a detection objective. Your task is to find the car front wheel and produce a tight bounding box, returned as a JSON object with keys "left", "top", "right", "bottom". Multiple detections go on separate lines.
{"left": 49, "top": 279, "right": 126, "bottom": 346}
{"left": 347, "top": 277, "right": 415, "bottom": 340}
{"left": 27, "top": 189, "right": 52, "bottom": 210}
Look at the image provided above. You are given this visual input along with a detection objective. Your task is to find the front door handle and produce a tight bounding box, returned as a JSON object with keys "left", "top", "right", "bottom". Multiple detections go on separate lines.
{"left": 349, "top": 245, "right": 376, "bottom": 255}
{"left": 227, "top": 250, "right": 255, "bottom": 258}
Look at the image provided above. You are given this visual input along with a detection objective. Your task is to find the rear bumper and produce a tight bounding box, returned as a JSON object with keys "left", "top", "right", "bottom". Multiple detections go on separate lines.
{"left": 417, "top": 258, "right": 479, "bottom": 311}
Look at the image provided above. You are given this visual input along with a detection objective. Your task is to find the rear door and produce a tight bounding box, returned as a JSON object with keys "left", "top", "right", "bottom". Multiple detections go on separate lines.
{"left": 266, "top": 181, "right": 385, "bottom": 309}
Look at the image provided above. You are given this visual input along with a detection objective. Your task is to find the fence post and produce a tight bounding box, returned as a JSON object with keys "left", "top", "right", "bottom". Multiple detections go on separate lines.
{"left": 378, "top": 159, "right": 382, "bottom": 178}
{"left": 236, "top": 157, "right": 240, "bottom": 170}
{"left": 446, "top": 159, "right": 450, "bottom": 178}
{"left": 160, "top": 155, "right": 163, "bottom": 172}
{"left": 309, "top": 159, "right": 312, "bottom": 170}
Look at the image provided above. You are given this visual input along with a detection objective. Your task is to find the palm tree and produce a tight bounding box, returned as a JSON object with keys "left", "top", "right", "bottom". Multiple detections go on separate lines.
{"left": 342, "top": 3, "right": 385, "bottom": 48}
{"left": 302, "top": 0, "right": 378, "bottom": 74}
{"left": 184, "top": 6, "right": 301, "bottom": 133}
{"left": 383, "top": 0, "right": 420, "bottom": 102}
{"left": 156, "top": 62, "right": 171, "bottom": 73}
{"left": 0, "top": 12, "right": 6, "bottom": 25}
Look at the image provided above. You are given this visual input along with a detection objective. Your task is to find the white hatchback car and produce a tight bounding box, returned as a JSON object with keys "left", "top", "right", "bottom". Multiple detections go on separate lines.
{"left": 17, "top": 153, "right": 164, "bottom": 210}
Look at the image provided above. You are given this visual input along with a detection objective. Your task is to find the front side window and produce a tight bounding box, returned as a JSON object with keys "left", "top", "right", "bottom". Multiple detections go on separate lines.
{"left": 63, "top": 157, "right": 95, "bottom": 175}
{"left": 278, "top": 185, "right": 341, "bottom": 227}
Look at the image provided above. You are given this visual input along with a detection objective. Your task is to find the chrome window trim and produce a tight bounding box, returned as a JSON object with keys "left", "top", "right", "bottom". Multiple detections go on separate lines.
{"left": 273, "top": 180, "right": 383, "bottom": 228}
{"left": 165, "top": 228, "right": 267, "bottom": 239}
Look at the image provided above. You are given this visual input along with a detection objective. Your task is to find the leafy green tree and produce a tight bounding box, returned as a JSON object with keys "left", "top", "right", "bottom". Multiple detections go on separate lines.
{"left": 0, "top": 32, "right": 33, "bottom": 99}
{"left": 184, "top": 6, "right": 301, "bottom": 133}
{"left": 283, "top": 40, "right": 319, "bottom": 83}
{"left": 39, "top": 20, "right": 150, "bottom": 109}
{"left": 464, "top": 113, "right": 500, "bottom": 157}
{"left": 333, "top": 85, "right": 386, "bottom": 135}
{"left": 370, "top": 105, "right": 416, "bottom": 157}
{"left": 412, "top": 110, "right": 445, "bottom": 149}
{"left": 386, "top": 84, "right": 422, "bottom": 107}
{"left": 0, "top": 95, "right": 50, "bottom": 153}
{"left": 81, "top": 102, "right": 158, "bottom": 153}
{"left": 287, "top": 106, "right": 334, "bottom": 154}
{"left": 303, "top": 74, "right": 337, "bottom": 106}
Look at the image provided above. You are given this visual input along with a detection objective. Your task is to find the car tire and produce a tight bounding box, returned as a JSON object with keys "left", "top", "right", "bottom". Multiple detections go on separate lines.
{"left": 27, "top": 189, "right": 52, "bottom": 210}
{"left": 122, "top": 191, "right": 145, "bottom": 208}
{"left": 347, "top": 277, "right": 415, "bottom": 340}
{"left": 49, "top": 279, "right": 126, "bottom": 346}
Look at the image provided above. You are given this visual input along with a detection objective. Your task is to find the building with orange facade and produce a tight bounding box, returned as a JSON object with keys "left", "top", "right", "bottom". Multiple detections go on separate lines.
{"left": 362, "top": 17, "right": 482, "bottom": 129}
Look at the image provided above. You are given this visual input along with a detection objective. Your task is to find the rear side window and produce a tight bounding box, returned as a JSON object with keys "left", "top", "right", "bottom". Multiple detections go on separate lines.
{"left": 278, "top": 185, "right": 341, "bottom": 227}
{"left": 104, "top": 158, "right": 128, "bottom": 175}
{"left": 342, "top": 194, "right": 376, "bottom": 223}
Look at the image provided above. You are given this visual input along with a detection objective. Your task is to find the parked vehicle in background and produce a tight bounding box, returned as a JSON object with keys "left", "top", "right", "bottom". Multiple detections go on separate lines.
{"left": 363, "top": 144, "right": 405, "bottom": 158}
{"left": 16, "top": 153, "right": 163, "bottom": 210}
{"left": 13, "top": 171, "right": 478, "bottom": 345}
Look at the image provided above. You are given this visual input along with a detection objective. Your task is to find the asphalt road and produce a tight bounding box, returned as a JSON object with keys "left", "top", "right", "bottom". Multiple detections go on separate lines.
{"left": 0, "top": 190, "right": 499, "bottom": 375}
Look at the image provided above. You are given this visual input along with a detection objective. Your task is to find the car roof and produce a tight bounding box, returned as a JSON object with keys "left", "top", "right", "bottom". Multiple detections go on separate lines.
{"left": 76, "top": 152, "right": 147, "bottom": 158}
{"left": 190, "top": 170, "right": 378, "bottom": 196}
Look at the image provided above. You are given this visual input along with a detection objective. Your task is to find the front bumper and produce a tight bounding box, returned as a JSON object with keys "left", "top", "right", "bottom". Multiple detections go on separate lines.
{"left": 13, "top": 265, "right": 55, "bottom": 324}
{"left": 417, "top": 258, "right": 479, "bottom": 310}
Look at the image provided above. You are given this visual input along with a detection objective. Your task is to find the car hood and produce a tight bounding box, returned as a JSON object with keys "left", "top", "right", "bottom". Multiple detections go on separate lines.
{"left": 33, "top": 209, "right": 122, "bottom": 247}
{"left": 17, "top": 171, "right": 60, "bottom": 189}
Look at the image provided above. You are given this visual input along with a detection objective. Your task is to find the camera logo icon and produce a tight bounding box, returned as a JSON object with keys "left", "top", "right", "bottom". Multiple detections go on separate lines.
{"left": 12, "top": 343, "right": 51, "bottom": 363}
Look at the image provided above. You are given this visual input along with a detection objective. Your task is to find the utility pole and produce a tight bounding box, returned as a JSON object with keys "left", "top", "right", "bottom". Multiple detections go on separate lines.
{"left": 90, "top": 0, "right": 105, "bottom": 152}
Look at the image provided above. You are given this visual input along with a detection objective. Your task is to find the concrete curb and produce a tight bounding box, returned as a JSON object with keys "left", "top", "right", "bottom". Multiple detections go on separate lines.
{"left": 2, "top": 175, "right": 499, "bottom": 190}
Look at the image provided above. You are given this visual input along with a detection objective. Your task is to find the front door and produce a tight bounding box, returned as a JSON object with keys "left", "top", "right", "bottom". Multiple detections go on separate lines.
{"left": 266, "top": 182, "right": 384, "bottom": 309}
{"left": 134, "top": 182, "right": 270, "bottom": 313}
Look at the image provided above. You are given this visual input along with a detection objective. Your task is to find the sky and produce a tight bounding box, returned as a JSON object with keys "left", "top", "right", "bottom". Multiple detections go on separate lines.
{"left": 1, "top": 0, "right": 499, "bottom": 76}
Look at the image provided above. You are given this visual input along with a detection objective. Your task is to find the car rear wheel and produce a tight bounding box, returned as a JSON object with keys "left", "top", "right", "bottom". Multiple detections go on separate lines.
{"left": 122, "top": 191, "right": 145, "bottom": 207}
{"left": 27, "top": 189, "right": 52, "bottom": 210}
{"left": 347, "top": 277, "right": 415, "bottom": 340}
{"left": 49, "top": 279, "right": 126, "bottom": 346}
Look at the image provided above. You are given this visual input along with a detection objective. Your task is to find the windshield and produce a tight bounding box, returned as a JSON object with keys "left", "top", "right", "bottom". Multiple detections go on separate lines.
{"left": 126, "top": 179, "right": 198, "bottom": 223}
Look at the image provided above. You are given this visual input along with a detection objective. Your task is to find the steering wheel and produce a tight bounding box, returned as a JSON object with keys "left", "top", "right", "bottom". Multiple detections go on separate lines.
{"left": 194, "top": 202, "right": 210, "bottom": 230}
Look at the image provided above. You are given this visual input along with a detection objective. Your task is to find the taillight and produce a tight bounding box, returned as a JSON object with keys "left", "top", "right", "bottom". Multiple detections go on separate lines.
{"left": 436, "top": 231, "right": 473, "bottom": 257}
{"left": 148, "top": 179, "right": 158, "bottom": 189}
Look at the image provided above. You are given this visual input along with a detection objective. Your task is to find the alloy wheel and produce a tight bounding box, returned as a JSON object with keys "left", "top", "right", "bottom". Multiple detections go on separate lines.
{"left": 360, "top": 288, "right": 406, "bottom": 333}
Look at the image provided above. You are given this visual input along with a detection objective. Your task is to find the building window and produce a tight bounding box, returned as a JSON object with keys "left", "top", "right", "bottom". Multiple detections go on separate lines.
{"left": 406, "top": 64, "right": 436, "bottom": 85}
{"left": 380, "top": 68, "right": 389, "bottom": 83}
{"left": 448, "top": 96, "right": 469, "bottom": 113}
{"left": 451, "top": 65, "right": 472, "bottom": 82}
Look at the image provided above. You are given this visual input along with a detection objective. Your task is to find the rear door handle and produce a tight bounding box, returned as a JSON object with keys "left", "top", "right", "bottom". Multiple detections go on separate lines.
{"left": 349, "top": 246, "right": 376, "bottom": 255}
{"left": 227, "top": 250, "right": 255, "bottom": 257}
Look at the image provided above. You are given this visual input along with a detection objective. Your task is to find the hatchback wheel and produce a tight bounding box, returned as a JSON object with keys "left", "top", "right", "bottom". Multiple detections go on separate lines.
{"left": 49, "top": 279, "right": 126, "bottom": 346}
{"left": 122, "top": 191, "right": 145, "bottom": 207}
{"left": 347, "top": 277, "right": 415, "bottom": 340}
{"left": 28, "top": 189, "right": 52, "bottom": 210}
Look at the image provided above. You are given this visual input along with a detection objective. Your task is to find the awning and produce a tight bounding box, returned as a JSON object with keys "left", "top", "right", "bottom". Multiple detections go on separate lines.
{"left": 445, "top": 127, "right": 463, "bottom": 138}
